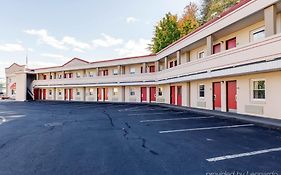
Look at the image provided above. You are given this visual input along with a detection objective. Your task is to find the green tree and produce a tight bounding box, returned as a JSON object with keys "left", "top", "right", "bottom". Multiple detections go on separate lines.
{"left": 150, "top": 13, "right": 181, "bottom": 53}
{"left": 201, "top": 0, "right": 240, "bottom": 23}
{"left": 178, "top": 2, "right": 200, "bottom": 37}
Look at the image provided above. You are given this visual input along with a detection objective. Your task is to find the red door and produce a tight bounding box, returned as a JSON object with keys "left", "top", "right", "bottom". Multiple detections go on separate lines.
{"left": 227, "top": 81, "right": 237, "bottom": 112}
{"left": 177, "top": 86, "right": 182, "bottom": 106}
{"left": 43, "top": 89, "right": 46, "bottom": 100}
{"left": 103, "top": 88, "right": 108, "bottom": 101}
{"left": 149, "top": 66, "right": 155, "bottom": 73}
{"left": 39, "top": 89, "right": 42, "bottom": 100}
{"left": 64, "top": 89, "right": 68, "bottom": 100}
{"left": 170, "top": 86, "right": 176, "bottom": 105}
{"left": 226, "top": 38, "right": 236, "bottom": 50}
{"left": 150, "top": 87, "right": 156, "bottom": 102}
{"left": 141, "top": 87, "right": 147, "bottom": 102}
{"left": 213, "top": 43, "right": 221, "bottom": 54}
{"left": 97, "top": 88, "right": 102, "bottom": 101}
{"left": 213, "top": 82, "right": 221, "bottom": 110}
{"left": 69, "top": 89, "right": 73, "bottom": 100}
{"left": 34, "top": 88, "right": 39, "bottom": 100}
{"left": 169, "top": 62, "right": 173, "bottom": 68}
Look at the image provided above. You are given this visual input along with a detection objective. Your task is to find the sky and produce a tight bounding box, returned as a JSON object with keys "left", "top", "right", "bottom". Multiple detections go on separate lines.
{"left": 0, "top": 0, "right": 201, "bottom": 77}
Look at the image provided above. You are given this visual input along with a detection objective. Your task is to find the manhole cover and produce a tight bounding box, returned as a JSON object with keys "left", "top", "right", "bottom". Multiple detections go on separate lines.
{"left": 44, "top": 122, "right": 63, "bottom": 127}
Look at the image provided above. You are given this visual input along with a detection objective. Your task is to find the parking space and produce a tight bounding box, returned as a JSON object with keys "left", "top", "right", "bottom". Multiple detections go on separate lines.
{"left": 0, "top": 101, "right": 280, "bottom": 175}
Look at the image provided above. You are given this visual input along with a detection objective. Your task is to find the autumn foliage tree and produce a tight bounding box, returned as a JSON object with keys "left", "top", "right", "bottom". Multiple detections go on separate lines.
{"left": 150, "top": 13, "right": 181, "bottom": 53}
{"left": 178, "top": 2, "right": 200, "bottom": 37}
{"left": 150, "top": 0, "right": 240, "bottom": 53}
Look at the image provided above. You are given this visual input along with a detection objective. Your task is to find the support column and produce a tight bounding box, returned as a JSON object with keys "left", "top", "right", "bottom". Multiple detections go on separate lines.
{"left": 83, "top": 87, "right": 86, "bottom": 101}
{"left": 264, "top": 4, "right": 277, "bottom": 37}
{"left": 96, "top": 67, "right": 99, "bottom": 76}
{"left": 142, "top": 62, "right": 147, "bottom": 73}
{"left": 164, "top": 57, "right": 168, "bottom": 69}
{"left": 206, "top": 35, "right": 213, "bottom": 56}
{"left": 155, "top": 61, "right": 159, "bottom": 72}
{"left": 54, "top": 88, "right": 56, "bottom": 100}
{"left": 176, "top": 50, "right": 181, "bottom": 65}
{"left": 118, "top": 65, "right": 121, "bottom": 75}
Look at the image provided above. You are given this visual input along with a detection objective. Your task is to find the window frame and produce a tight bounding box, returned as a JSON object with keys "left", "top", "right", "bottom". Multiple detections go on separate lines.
{"left": 89, "top": 88, "right": 94, "bottom": 95}
{"left": 113, "top": 88, "right": 118, "bottom": 96}
{"left": 129, "top": 88, "right": 135, "bottom": 96}
{"left": 113, "top": 69, "right": 118, "bottom": 75}
{"left": 251, "top": 79, "right": 266, "bottom": 101}
{"left": 130, "top": 67, "right": 136, "bottom": 74}
{"left": 250, "top": 26, "right": 265, "bottom": 42}
{"left": 198, "top": 50, "right": 205, "bottom": 59}
{"left": 158, "top": 87, "right": 163, "bottom": 96}
{"left": 198, "top": 84, "right": 205, "bottom": 99}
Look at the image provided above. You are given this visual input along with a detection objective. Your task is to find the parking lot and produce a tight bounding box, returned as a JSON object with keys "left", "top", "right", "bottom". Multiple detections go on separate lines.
{"left": 0, "top": 101, "right": 280, "bottom": 175}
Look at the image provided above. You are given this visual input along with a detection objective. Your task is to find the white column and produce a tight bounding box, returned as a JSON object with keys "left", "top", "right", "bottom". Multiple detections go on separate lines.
{"left": 206, "top": 35, "right": 213, "bottom": 56}
{"left": 264, "top": 4, "right": 277, "bottom": 37}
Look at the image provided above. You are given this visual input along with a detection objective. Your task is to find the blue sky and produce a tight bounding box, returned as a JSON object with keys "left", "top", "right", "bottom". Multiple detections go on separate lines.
{"left": 0, "top": 0, "right": 200, "bottom": 77}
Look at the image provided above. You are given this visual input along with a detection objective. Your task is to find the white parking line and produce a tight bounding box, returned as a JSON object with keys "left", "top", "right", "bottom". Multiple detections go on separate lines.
{"left": 128, "top": 111, "right": 187, "bottom": 116}
{"left": 119, "top": 106, "right": 148, "bottom": 112}
{"left": 140, "top": 116, "right": 214, "bottom": 122}
{"left": 159, "top": 124, "right": 254, "bottom": 134}
{"left": 0, "top": 116, "right": 6, "bottom": 124}
{"left": 206, "top": 147, "right": 281, "bottom": 162}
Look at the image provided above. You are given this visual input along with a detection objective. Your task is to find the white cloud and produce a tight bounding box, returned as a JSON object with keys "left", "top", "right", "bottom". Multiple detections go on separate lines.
{"left": 24, "top": 29, "right": 67, "bottom": 50}
{"left": 126, "top": 17, "right": 139, "bottom": 23}
{"left": 62, "top": 36, "right": 91, "bottom": 50}
{"left": 73, "top": 48, "right": 85, "bottom": 53}
{"left": 0, "top": 43, "right": 25, "bottom": 52}
{"left": 41, "top": 53, "right": 68, "bottom": 61}
{"left": 115, "top": 39, "right": 151, "bottom": 57}
{"left": 92, "top": 33, "right": 123, "bottom": 48}
{"left": 28, "top": 61, "right": 59, "bottom": 69}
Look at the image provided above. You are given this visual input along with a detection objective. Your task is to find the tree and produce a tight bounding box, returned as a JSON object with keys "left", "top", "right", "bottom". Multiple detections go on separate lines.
{"left": 178, "top": 2, "right": 200, "bottom": 37}
{"left": 150, "top": 13, "right": 181, "bottom": 53}
{"left": 201, "top": 0, "right": 240, "bottom": 23}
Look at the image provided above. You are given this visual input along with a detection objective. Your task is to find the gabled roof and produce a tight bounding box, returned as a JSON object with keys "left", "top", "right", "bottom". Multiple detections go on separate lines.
{"left": 5, "top": 63, "right": 25, "bottom": 70}
{"left": 62, "top": 57, "right": 90, "bottom": 67}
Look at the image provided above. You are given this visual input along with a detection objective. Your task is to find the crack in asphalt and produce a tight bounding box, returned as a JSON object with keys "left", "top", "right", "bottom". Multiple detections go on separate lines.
{"left": 122, "top": 121, "right": 159, "bottom": 156}
{"left": 102, "top": 110, "right": 114, "bottom": 127}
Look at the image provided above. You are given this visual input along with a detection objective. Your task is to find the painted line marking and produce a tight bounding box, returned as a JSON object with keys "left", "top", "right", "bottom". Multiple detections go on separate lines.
{"left": 140, "top": 116, "right": 214, "bottom": 122}
{"left": 206, "top": 147, "right": 281, "bottom": 162}
{"left": 127, "top": 108, "right": 171, "bottom": 112}
{"left": 119, "top": 106, "right": 148, "bottom": 112}
{"left": 128, "top": 111, "right": 187, "bottom": 116}
{"left": 159, "top": 124, "right": 255, "bottom": 134}
{"left": 0, "top": 116, "right": 6, "bottom": 124}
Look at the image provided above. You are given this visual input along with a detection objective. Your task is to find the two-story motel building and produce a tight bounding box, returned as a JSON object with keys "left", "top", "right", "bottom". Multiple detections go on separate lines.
{"left": 5, "top": 0, "right": 281, "bottom": 120}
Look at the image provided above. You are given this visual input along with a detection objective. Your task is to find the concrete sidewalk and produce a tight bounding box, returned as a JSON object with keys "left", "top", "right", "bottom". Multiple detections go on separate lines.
{"left": 157, "top": 103, "right": 281, "bottom": 129}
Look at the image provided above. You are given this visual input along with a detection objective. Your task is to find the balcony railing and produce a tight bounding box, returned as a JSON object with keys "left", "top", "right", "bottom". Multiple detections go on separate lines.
{"left": 33, "top": 33, "right": 281, "bottom": 87}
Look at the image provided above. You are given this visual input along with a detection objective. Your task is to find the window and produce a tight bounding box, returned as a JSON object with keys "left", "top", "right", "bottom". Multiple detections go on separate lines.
{"left": 76, "top": 89, "right": 80, "bottom": 96}
{"left": 198, "top": 51, "right": 205, "bottom": 59}
{"left": 49, "top": 90, "right": 52, "bottom": 96}
{"left": 76, "top": 72, "right": 81, "bottom": 78}
{"left": 158, "top": 87, "right": 163, "bottom": 96}
{"left": 129, "top": 88, "right": 135, "bottom": 96}
{"left": 174, "top": 60, "right": 177, "bottom": 66}
{"left": 252, "top": 80, "right": 265, "bottom": 100}
{"left": 50, "top": 75, "right": 53, "bottom": 79}
{"left": 89, "top": 88, "right": 94, "bottom": 95}
{"left": 199, "top": 84, "right": 205, "bottom": 98}
{"left": 43, "top": 75, "right": 47, "bottom": 80}
{"left": 89, "top": 72, "right": 94, "bottom": 77}
{"left": 58, "top": 90, "right": 62, "bottom": 96}
{"left": 103, "top": 70, "right": 109, "bottom": 76}
{"left": 113, "top": 69, "right": 118, "bottom": 75}
{"left": 251, "top": 28, "right": 265, "bottom": 42}
{"left": 58, "top": 74, "right": 62, "bottom": 79}
{"left": 130, "top": 68, "right": 136, "bottom": 74}
{"left": 12, "top": 89, "right": 16, "bottom": 95}
{"left": 113, "top": 88, "right": 118, "bottom": 95}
